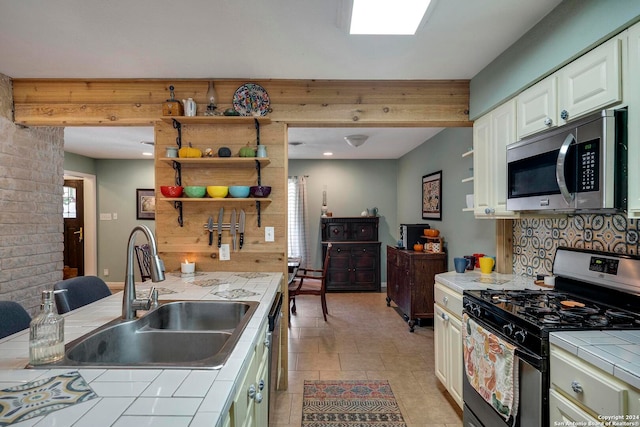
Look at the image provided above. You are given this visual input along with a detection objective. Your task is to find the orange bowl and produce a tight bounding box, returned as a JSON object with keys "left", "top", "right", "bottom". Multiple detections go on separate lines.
{"left": 424, "top": 229, "right": 440, "bottom": 237}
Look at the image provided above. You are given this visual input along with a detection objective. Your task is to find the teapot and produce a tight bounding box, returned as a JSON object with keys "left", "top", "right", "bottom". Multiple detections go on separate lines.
{"left": 182, "top": 98, "right": 197, "bottom": 117}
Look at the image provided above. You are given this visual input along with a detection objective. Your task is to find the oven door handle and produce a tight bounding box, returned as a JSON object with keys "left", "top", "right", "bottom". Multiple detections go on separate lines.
{"left": 556, "top": 133, "right": 576, "bottom": 206}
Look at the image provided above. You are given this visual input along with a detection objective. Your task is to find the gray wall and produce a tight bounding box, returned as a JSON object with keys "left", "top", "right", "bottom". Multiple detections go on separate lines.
{"left": 64, "top": 151, "right": 97, "bottom": 175}
{"left": 396, "top": 128, "right": 496, "bottom": 268}
{"left": 288, "top": 159, "right": 398, "bottom": 281}
{"left": 470, "top": 0, "right": 640, "bottom": 119}
{"left": 289, "top": 127, "right": 497, "bottom": 282}
{"left": 95, "top": 159, "right": 155, "bottom": 282}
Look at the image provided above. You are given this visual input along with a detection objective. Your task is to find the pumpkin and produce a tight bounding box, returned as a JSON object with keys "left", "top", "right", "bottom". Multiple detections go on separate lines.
{"left": 178, "top": 142, "right": 202, "bottom": 158}
{"left": 239, "top": 144, "right": 256, "bottom": 158}
{"left": 413, "top": 243, "right": 424, "bottom": 252}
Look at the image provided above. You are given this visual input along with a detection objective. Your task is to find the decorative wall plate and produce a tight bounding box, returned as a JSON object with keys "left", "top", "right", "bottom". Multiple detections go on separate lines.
{"left": 232, "top": 83, "right": 270, "bottom": 116}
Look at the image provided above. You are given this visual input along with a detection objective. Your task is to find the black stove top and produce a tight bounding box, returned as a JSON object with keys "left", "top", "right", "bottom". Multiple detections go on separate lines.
{"left": 466, "top": 288, "right": 640, "bottom": 330}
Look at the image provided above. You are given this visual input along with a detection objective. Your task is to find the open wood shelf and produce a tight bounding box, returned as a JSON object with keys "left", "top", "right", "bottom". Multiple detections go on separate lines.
{"left": 160, "top": 157, "right": 270, "bottom": 167}
{"left": 161, "top": 197, "right": 272, "bottom": 203}
{"left": 159, "top": 116, "right": 271, "bottom": 125}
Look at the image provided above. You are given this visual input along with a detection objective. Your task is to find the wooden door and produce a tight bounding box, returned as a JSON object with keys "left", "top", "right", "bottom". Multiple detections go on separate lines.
{"left": 63, "top": 179, "right": 84, "bottom": 278}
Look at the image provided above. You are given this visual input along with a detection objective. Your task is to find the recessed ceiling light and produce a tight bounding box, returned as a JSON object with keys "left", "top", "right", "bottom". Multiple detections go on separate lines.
{"left": 323, "top": 152, "right": 334, "bottom": 156}
{"left": 142, "top": 152, "right": 153, "bottom": 156}
{"left": 350, "top": 0, "right": 431, "bottom": 35}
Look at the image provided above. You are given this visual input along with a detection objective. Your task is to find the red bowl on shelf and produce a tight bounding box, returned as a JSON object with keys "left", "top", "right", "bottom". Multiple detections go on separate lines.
{"left": 160, "top": 185, "right": 183, "bottom": 198}
{"left": 249, "top": 185, "right": 271, "bottom": 198}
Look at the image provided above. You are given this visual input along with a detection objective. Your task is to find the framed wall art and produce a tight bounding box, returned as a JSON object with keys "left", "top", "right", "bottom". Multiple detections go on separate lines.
{"left": 136, "top": 188, "right": 156, "bottom": 220}
{"left": 422, "top": 171, "right": 442, "bottom": 220}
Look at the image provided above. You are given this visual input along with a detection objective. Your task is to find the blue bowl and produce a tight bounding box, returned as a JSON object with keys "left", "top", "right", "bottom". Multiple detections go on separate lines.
{"left": 228, "top": 186, "right": 250, "bottom": 198}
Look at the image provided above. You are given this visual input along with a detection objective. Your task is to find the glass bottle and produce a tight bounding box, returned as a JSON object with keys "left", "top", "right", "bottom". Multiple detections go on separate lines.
{"left": 29, "top": 290, "right": 65, "bottom": 365}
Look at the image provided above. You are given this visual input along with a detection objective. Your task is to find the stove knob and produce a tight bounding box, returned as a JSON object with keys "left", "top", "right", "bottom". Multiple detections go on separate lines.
{"left": 472, "top": 306, "right": 482, "bottom": 317}
{"left": 514, "top": 329, "right": 527, "bottom": 344}
{"left": 502, "top": 324, "right": 514, "bottom": 336}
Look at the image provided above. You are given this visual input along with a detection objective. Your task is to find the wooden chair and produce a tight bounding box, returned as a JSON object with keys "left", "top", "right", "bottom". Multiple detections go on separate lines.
{"left": 288, "top": 243, "right": 332, "bottom": 321}
{"left": 135, "top": 244, "right": 152, "bottom": 282}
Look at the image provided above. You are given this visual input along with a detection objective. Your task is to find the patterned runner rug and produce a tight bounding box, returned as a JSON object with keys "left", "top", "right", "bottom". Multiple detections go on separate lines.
{"left": 302, "top": 380, "right": 407, "bottom": 427}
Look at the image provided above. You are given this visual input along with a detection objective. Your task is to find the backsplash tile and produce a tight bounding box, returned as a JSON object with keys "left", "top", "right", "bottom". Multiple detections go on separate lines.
{"left": 513, "top": 214, "right": 638, "bottom": 276}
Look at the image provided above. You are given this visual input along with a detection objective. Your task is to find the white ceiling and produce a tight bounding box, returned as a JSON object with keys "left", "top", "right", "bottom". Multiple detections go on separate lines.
{"left": 0, "top": 0, "right": 562, "bottom": 159}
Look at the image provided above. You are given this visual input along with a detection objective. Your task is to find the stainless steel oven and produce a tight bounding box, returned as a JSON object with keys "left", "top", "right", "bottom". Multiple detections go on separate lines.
{"left": 506, "top": 108, "right": 627, "bottom": 213}
{"left": 462, "top": 248, "right": 640, "bottom": 427}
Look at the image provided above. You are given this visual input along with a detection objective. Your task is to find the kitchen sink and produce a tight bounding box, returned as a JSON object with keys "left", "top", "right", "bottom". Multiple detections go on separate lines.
{"left": 42, "top": 300, "right": 259, "bottom": 369}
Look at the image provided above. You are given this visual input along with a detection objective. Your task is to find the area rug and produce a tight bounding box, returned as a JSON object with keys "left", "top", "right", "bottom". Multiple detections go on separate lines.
{"left": 302, "top": 380, "right": 407, "bottom": 427}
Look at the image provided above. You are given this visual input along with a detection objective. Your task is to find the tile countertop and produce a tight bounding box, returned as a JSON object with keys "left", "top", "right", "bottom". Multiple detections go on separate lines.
{"left": 435, "top": 270, "right": 640, "bottom": 391}
{"left": 550, "top": 330, "right": 640, "bottom": 390}
{"left": 434, "top": 270, "right": 548, "bottom": 294}
{"left": 0, "top": 271, "right": 282, "bottom": 427}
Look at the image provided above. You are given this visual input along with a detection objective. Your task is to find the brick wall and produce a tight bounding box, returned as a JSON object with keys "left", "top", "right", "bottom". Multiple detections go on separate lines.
{"left": 0, "top": 73, "right": 64, "bottom": 315}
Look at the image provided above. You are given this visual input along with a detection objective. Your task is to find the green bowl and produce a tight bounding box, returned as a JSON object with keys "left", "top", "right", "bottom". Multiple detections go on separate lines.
{"left": 183, "top": 186, "right": 206, "bottom": 198}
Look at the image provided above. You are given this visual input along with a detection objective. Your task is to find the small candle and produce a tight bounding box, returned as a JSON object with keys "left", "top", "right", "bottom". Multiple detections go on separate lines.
{"left": 181, "top": 260, "right": 195, "bottom": 274}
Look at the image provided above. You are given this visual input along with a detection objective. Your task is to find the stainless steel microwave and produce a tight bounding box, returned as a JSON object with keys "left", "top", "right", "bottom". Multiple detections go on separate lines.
{"left": 506, "top": 108, "right": 627, "bottom": 213}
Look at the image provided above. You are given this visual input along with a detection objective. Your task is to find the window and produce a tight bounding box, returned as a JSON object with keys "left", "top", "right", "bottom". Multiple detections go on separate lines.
{"left": 63, "top": 186, "right": 77, "bottom": 219}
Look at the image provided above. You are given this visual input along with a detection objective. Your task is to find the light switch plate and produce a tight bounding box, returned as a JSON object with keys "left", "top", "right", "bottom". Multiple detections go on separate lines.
{"left": 219, "top": 244, "right": 230, "bottom": 261}
{"left": 100, "top": 213, "right": 112, "bottom": 221}
{"left": 265, "top": 227, "right": 274, "bottom": 242}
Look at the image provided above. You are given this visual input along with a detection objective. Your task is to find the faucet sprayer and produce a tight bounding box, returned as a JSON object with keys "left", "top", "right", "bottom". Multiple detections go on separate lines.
{"left": 123, "top": 225, "right": 165, "bottom": 320}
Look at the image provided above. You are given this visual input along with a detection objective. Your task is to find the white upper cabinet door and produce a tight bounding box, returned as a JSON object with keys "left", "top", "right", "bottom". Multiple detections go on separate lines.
{"left": 517, "top": 74, "right": 558, "bottom": 139}
{"left": 558, "top": 36, "right": 622, "bottom": 123}
{"left": 626, "top": 23, "right": 640, "bottom": 217}
{"left": 490, "top": 99, "right": 518, "bottom": 217}
{"left": 473, "top": 113, "right": 491, "bottom": 217}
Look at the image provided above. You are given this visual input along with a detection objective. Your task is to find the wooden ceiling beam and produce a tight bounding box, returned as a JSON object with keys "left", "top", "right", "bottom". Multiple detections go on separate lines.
{"left": 12, "top": 79, "right": 471, "bottom": 127}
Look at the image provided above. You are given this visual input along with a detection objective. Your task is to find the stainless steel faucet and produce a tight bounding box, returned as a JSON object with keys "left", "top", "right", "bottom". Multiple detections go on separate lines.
{"left": 123, "top": 225, "right": 166, "bottom": 320}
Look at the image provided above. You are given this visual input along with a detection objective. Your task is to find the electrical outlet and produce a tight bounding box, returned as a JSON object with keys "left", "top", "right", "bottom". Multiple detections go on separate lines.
{"left": 104, "top": 268, "right": 109, "bottom": 276}
{"left": 265, "top": 226, "right": 275, "bottom": 242}
{"left": 219, "top": 244, "right": 230, "bottom": 261}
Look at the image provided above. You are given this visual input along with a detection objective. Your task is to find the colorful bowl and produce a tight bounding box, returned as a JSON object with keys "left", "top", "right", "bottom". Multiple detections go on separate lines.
{"left": 160, "top": 185, "right": 183, "bottom": 198}
{"left": 228, "top": 186, "right": 250, "bottom": 198}
{"left": 249, "top": 185, "right": 271, "bottom": 198}
{"left": 206, "top": 186, "right": 229, "bottom": 198}
{"left": 183, "top": 186, "right": 206, "bottom": 198}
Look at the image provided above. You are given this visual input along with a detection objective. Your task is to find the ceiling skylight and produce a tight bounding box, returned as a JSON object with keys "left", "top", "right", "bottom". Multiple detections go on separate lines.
{"left": 350, "top": 0, "right": 431, "bottom": 35}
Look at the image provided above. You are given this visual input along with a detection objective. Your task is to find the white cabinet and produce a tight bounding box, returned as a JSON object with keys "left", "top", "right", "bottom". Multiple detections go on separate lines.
{"left": 473, "top": 99, "right": 519, "bottom": 219}
{"left": 433, "top": 281, "right": 463, "bottom": 408}
{"left": 549, "top": 345, "right": 640, "bottom": 424}
{"left": 516, "top": 74, "right": 558, "bottom": 138}
{"left": 626, "top": 22, "right": 640, "bottom": 216}
{"left": 558, "top": 35, "right": 622, "bottom": 123}
{"left": 227, "top": 320, "right": 270, "bottom": 427}
{"left": 516, "top": 35, "right": 623, "bottom": 140}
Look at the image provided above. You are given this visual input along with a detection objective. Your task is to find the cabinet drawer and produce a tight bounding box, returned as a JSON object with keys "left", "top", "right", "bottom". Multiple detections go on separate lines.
{"left": 434, "top": 282, "right": 462, "bottom": 318}
{"left": 550, "top": 346, "right": 628, "bottom": 416}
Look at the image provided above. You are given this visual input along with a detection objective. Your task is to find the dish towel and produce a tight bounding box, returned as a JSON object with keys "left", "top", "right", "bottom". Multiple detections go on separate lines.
{"left": 463, "top": 313, "right": 519, "bottom": 422}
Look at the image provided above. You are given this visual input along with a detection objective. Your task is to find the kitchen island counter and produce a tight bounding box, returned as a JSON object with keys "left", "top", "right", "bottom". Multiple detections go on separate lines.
{"left": 0, "top": 271, "right": 282, "bottom": 427}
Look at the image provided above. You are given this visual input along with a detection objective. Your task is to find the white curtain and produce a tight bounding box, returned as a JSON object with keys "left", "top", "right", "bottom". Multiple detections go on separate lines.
{"left": 288, "top": 176, "right": 309, "bottom": 267}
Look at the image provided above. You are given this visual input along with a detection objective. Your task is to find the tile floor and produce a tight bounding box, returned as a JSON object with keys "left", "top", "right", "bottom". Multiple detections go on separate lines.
{"left": 272, "top": 291, "right": 463, "bottom": 427}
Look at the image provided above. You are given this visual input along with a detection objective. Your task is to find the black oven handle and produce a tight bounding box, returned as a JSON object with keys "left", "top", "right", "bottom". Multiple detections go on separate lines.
{"left": 464, "top": 311, "right": 545, "bottom": 371}
{"left": 556, "top": 133, "right": 576, "bottom": 206}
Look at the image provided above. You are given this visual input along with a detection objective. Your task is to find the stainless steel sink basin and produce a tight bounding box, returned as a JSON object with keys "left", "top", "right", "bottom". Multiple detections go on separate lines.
{"left": 145, "top": 300, "right": 255, "bottom": 331}
{"left": 43, "top": 300, "right": 259, "bottom": 369}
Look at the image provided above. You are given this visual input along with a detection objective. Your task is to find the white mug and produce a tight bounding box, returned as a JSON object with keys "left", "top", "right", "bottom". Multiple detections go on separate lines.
{"left": 182, "top": 98, "right": 197, "bottom": 117}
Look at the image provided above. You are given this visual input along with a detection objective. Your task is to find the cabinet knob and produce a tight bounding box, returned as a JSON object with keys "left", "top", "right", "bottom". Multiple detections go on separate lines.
{"left": 255, "top": 391, "right": 263, "bottom": 404}
{"left": 484, "top": 208, "right": 495, "bottom": 215}
{"left": 248, "top": 384, "right": 256, "bottom": 399}
{"left": 264, "top": 337, "right": 270, "bottom": 348}
{"left": 544, "top": 117, "right": 553, "bottom": 126}
{"left": 560, "top": 109, "right": 569, "bottom": 120}
{"left": 443, "top": 296, "right": 448, "bottom": 304}
{"left": 570, "top": 381, "right": 583, "bottom": 394}
{"left": 441, "top": 312, "right": 449, "bottom": 321}
{"left": 259, "top": 379, "right": 265, "bottom": 391}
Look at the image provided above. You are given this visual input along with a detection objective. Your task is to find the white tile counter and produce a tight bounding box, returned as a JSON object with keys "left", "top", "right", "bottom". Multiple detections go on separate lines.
{"left": 435, "top": 270, "right": 548, "bottom": 293}
{"left": 0, "top": 271, "right": 282, "bottom": 427}
{"left": 550, "top": 330, "right": 640, "bottom": 389}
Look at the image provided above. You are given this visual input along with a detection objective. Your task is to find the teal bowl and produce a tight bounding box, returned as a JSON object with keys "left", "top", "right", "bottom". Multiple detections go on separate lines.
{"left": 228, "top": 186, "right": 250, "bottom": 198}
{"left": 183, "top": 186, "right": 206, "bottom": 198}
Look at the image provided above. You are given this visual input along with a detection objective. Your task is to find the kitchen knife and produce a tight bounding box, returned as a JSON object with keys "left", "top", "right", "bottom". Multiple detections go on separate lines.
{"left": 230, "top": 209, "right": 237, "bottom": 252}
{"left": 239, "top": 209, "right": 246, "bottom": 249}
{"left": 207, "top": 216, "right": 214, "bottom": 246}
{"left": 217, "top": 207, "right": 224, "bottom": 248}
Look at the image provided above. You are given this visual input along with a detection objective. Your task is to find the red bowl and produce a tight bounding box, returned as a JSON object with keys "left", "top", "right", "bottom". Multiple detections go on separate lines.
{"left": 249, "top": 185, "right": 271, "bottom": 198}
{"left": 160, "top": 185, "right": 183, "bottom": 198}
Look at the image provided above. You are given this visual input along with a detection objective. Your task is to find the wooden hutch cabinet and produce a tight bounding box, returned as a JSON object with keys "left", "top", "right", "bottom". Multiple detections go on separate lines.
{"left": 386, "top": 246, "right": 447, "bottom": 331}
{"left": 321, "top": 217, "right": 381, "bottom": 292}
